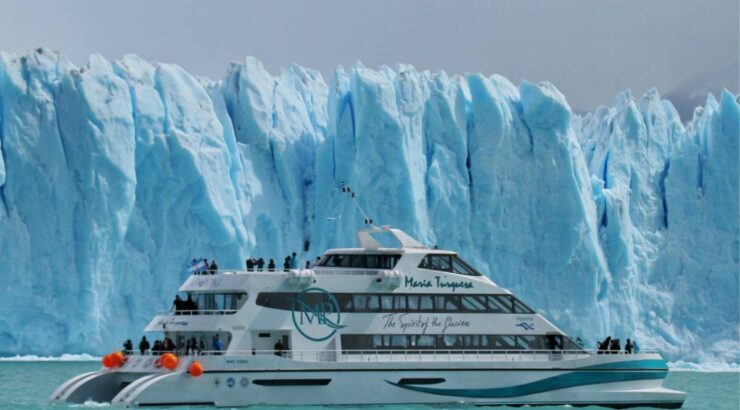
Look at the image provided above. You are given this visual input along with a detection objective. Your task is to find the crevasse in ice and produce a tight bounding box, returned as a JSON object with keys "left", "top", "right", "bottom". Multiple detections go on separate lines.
{"left": 0, "top": 49, "right": 737, "bottom": 366}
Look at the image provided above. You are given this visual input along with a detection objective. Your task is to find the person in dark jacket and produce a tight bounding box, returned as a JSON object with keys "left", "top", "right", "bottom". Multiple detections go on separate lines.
{"left": 184, "top": 294, "right": 197, "bottom": 313}
{"left": 246, "top": 258, "right": 255, "bottom": 271}
{"left": 172, "top": 295, "right": 184, "bottom": 313}
{"left": 256, "top": 258, "right": 265, "bottom": 271}
{"left": 209, "top": 260, "right": 218, "bottom": 274}
{"left": 123, "top": 339, "right": 133, "bottom": 355}
{"left": 267, "top": 259, "right": 275, "bottom": 271}
{"left": 625, "top": 338, "right": 634, "bottom": 354}
{"left": 283, "top": 256, "right": 291, "bottom": 271}
{"left": 139, "top": 336, "right": 150, "bottom": 355}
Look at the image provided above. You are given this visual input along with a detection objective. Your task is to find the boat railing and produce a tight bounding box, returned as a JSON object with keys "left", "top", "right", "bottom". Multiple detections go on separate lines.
{"left": 156, "top": 309, "right": 239, "bottom": 316}
{"left": 189, "top": 268, "right": 381, "bottom": 276}
{"left": 189, "top": 348, "right": 656, "bottom": 362}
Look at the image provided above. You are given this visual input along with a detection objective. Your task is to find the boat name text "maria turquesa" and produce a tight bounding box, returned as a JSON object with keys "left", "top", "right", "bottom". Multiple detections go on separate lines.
{"left": 404, "top": 276, "right": 474, "bottom": 292}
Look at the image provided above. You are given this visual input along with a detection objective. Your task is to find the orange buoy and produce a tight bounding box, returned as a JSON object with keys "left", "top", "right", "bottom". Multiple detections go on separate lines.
{"left": 102, "top": 354, "right": 114, "bottom": 368}
{"left": 110, "top": 351, "right": 125, "bottom": 367}
{"left": 162, "top": 353, "right": 179, "bottom": 370}
{"left": 188, "top": 361, "right": 203, "bottom": 377}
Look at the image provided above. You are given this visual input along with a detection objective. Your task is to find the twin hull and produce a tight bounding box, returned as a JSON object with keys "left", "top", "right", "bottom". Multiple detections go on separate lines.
{"left": 51, "top": 353, "right": 685, "bottom": 407}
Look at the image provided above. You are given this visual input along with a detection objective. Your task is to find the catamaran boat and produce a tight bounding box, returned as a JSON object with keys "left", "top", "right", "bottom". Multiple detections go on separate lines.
{"left": 51, "top": 225, "right": 685, "bottom": 408}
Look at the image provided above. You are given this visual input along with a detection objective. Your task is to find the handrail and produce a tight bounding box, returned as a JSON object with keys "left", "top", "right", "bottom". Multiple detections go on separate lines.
{"left": 157, "top": 309, "right": 239, "bottom": 316}
{"left": 189, "top": 268, "right": 382, "bottom": 276}
{"left": 128, "top": 348, "right": 655, "bottom": 362}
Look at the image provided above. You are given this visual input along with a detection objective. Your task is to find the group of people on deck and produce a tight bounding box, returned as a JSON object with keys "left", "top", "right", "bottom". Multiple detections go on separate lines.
{"left": 245, "top": 253, "right": 321, "bottom": 272}
{"left": 123, "top": 335, "right": 224, "bottom": 356}
{"left": 172, "top": 294, "right": 198, "bottom": 314}
{"left": 597, "top": 336, "right": 638, "bottom": 354}
{"left": 189, "top": 258, "right": 219, "bottom": 275}
{"left": 188, "top": 253, "right": 322, "bottom": 275}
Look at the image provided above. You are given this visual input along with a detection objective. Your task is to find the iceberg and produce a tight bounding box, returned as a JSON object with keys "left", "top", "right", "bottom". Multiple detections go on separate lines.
{"left": 0, "top": 49, "right": 737, "bottom": 367}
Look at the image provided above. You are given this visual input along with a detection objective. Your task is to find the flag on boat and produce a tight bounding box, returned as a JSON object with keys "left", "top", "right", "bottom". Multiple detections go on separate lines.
{"left": 188, "top": 260, "right": 207, "bottom": 273}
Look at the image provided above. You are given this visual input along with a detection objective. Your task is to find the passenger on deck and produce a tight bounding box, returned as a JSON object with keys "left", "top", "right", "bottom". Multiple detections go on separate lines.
{"left": 213, "top": 335, "right": 224, "bottom": 354}
{"left": 290, "top": 252, "right": 298, "bottom": 269}
{"left": 274, "top": 340, "right": 284, "bottom": 356}
{"left": 152, "top": 340, "right": 162, "bottom": 355}
{"left": 268, "top": 259, "right": 275, "bottom": 271}
{"left": 315, "top": 256, "right": 321, "bottom": 267}
{"left": 123, "top": 339, "right": 133, "bottom": 355}
{"left": 609, "top": 338, "right": 620, "bottom": 354}
{"left": 246, "top": 258, "right": 255, "bottom": 271}
{"left": 209, "top": 260, "right": 218, "bottom": 275}
{"left": 173, "top": 295, "right": 184, "bottom": 313}
{"left": 164, "top": 338, "right": 176, "bottom": 352}
{"left": 283, "top": 256, "right": 291, "bottom": 271}
{"left": 597, "top": 336, "right": 611, "bottom": 354}
{"left": 139, "top": 336, "right": 150, "bottom": 355}
{"left": 625, "top": 338, "right": 634, "bottom": 354}
{"left": 633, "top": 339, "right": 640, "bottom": 353}
{"left": 305, "top": 260, "right": 311, "bottom": 269}
{"left": 184, "top": 294, "right": 197, "bottom": 313}
{"left": 257, "top": 258, "right": 265, "bottom": 271}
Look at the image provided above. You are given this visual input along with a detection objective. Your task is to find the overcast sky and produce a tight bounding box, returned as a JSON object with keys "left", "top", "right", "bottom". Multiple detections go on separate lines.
{"left": 0, "top": 0, "right": 737, "bottom": 117}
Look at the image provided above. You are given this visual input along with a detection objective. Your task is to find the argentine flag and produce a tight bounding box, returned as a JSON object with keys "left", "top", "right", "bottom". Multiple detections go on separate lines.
{"left": 188, "top": 259, "right": 207, "bottom": 273}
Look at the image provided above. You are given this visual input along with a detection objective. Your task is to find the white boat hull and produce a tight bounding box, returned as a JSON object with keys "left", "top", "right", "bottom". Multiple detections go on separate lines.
{"left": 51, "top": 353, "right": 685, "bottom": 408}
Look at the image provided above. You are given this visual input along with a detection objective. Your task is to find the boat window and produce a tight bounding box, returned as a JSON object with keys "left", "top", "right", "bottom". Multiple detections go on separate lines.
{"left": 186, "top": 292, "right": 247, "bottom": 314}
{"left": 461, "top": 295, "right": 487, "bottom": 311}
{"left": 319, "top": 254, "right": 402, "bottom": 269}
{"left": 418, "top": 254, "right": 482, "bottom": 276}
{"left": 419, "top": 295, "right": 434, "bottom": 311}
{"left": 381, "top": 295, "right": 394, "bottom": 310}
{"left": 341, "top": 334, "right": 576, "bottom": 351}
{"left": 256, "top": 292, "right": 534, "bottom": 314}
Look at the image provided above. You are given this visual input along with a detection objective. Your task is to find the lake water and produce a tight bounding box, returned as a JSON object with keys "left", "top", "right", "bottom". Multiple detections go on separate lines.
{"left": 0, "top": 362, "right": 737, "bottom": 410}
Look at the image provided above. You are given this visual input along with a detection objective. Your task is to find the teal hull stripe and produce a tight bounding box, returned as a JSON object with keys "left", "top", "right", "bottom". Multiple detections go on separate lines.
{"left": 386, "top": 360, "right": 668, "bottom": 399}
{"left": 581, "top": 359, "right": 668, "bottom": 371}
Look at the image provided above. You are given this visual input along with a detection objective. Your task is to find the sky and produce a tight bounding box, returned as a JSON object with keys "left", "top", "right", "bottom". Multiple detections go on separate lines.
{"left": 0, "top": 0, "right": 737, "bottom": 117}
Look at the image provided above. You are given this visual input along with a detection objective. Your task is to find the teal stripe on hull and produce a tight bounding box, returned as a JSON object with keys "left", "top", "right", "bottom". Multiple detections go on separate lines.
{"left": 386, "top": 359, "right": 669, "bottom": 399}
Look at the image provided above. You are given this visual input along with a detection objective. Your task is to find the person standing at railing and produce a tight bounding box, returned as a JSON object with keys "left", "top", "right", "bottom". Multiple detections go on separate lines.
{"left": 246, "top": 258, "right": 255, "bottom": 271}
{"left": 633, "top": 339, "right": 640, "bottom": 353}
{"left": 267, "top": 259, "right": 275, "bottom": 271}
{"left": 314, "top": 256, "right": 321, "bottom": 267}
{"left": 172, "top": 295, "right": 184, "bottom": 314}
{"left": 139, "top": 336, "right": 150, "bottom": 355}
{"left": 305, "top": 260, "right": 311, "bottom": 269}
{"left": 209, "top": 260, "right": 218, "bottom": 275}
{"left": 290, "top": 252, "right": 298, "bottom": 269}
{"left": 123, "top": 339, "right": 133, "bottom": 355}
{"left": 256, "top": 257, "right": 265, "bottom": 271}
{"left": 625, "top": 338, "right": 634, "bottom": 354}
{"left": 283, "top": 256, "right": 291, "bottom": 271}
{"left": 184, "top": 294, "right": 197, "bottom": 314}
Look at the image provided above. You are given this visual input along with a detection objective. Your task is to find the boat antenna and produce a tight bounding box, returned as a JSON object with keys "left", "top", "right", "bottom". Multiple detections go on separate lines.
{"left": 339, "top": 181, "right": 377, "bottom": 228}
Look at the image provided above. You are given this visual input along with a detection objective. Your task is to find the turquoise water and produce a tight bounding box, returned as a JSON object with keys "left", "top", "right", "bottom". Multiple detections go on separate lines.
{"left": 0, "top": 362, "right": 737, "bottom": 409}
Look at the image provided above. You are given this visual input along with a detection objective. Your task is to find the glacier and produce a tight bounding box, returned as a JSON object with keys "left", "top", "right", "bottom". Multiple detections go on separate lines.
{"left": 0, "top": 49, "right": 737, "bottom": 366}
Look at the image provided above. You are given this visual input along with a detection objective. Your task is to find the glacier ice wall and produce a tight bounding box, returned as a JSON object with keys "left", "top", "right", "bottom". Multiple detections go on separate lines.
{"left": 0, "top": 49, "right": 737, "bottom": 365}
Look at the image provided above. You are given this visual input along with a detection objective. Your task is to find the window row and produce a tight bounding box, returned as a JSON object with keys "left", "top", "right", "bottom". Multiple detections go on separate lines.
{"left": 318, "top": 254, "right": 401, "bottom": 269}
{"left": 418, "top": 254, "right": 482, "bottom": 276}
{"left": 255, "top": 292, "right": 534, "bottom": 314}
{"left": 186, "top": 292, "right": 248, "bottom": 312}
{"left": 340, "top": 334, "right": 580, "bottom": 351}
